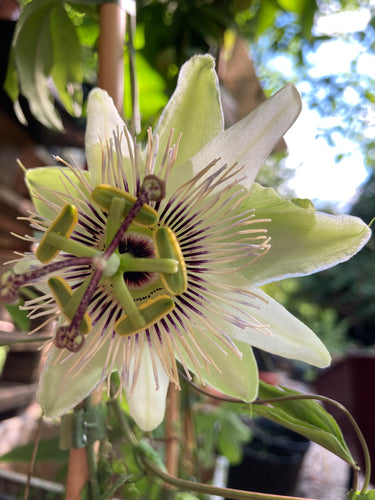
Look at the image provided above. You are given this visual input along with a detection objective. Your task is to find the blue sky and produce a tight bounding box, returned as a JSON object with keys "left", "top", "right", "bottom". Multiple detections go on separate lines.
{"left": 269, "top": 7, "right": 375, "bottom": 212}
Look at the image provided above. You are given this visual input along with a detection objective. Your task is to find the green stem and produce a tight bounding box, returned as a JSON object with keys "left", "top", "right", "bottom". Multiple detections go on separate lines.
{"left": 108, "top": 397, "right": 317, "bottom": 500}
{"left": 179, "top": 372, "right": 371, "bottom": 494}
{"left": 23, "top": 414, "right": 43, "bottom": 500}
{"left": 83, "top": 397, "right": 101, "bottom": 500}
{"left": 141, "top": 453, "right": 316, "bottom": 500}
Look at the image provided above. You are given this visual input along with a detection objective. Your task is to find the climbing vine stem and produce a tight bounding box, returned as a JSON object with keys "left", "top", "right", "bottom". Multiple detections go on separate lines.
{"left": 108, "top": 392, "right": 319, "bottom": 500}
{"left": 178, "top": 371, "right": 371, "bottom": 495}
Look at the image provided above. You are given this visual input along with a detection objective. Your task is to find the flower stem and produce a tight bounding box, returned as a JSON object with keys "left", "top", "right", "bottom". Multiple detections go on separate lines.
{"left": 141, "top": 452, "right": 318, "bottom": 500}
{"left": 127, "top": 12, "right": 141, "bottom": 136}
{"left": 23, "top": 414, "right": 43, "bottom": 500}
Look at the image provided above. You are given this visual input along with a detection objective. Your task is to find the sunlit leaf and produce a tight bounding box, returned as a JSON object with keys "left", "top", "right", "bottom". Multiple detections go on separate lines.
{"left": 277, "top": 0, "right": 309, "bottom": 15}
{"left": 255, "top": 0, "right": 279, "bottom": 36}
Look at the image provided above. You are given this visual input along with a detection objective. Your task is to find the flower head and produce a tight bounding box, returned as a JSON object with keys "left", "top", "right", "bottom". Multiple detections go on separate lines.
{"left": 3, "top": 55, "right": 371, "bottom": 431}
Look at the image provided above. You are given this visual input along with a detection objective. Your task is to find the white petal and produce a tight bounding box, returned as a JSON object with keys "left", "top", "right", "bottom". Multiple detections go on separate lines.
{"left": 188, "top": 83, "right": 302, "bottom": 188}
{"left": 237, "top": 182, "right": 372, "bottom": 285}
{"left": 85, "top": 88, "right": 131, "bottom": 187}
{"left": 154, "top": 54, "right": 223, "bottom": 168}
{"left": 225, "top": 281, "right": 331, "bottom": 368}
{"left": 125, "top": 348, "right": 170, "bottom": 431}
{"left": 179, "top": 336, "right": 259, "bottom": 402}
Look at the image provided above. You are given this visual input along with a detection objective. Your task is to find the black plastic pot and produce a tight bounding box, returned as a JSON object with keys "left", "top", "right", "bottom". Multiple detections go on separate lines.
{"left": 226, "top": 418, "right": 310, "bottom": 497}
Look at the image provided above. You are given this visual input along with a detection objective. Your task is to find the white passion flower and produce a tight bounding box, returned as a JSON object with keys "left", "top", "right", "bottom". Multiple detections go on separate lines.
{"left": 2, "top": 55, "right": 371, "bottom": 431}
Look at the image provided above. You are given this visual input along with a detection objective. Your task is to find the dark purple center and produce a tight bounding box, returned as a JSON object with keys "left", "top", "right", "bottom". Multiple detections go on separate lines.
{"left": 118, "top": 233, "right": 155, "bottom": 288}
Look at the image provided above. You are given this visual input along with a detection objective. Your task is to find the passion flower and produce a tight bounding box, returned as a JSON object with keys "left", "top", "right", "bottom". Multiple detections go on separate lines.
{"left": 3, "top": 55, "right": 370, "bottom": 431}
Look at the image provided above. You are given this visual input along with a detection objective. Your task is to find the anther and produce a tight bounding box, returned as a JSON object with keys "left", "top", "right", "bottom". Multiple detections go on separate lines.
{"left": 48, "top": 277, "right": 91, "bottom": 335}
{"left": 115, "top": 295, "right": 174, "bottom": 337}
{"left": 36, "top": 204, "right": 78, "bottom": 263}
{"left": 153, "top": 226, "right": 187, "bottom": 295}
{"left": 57, "top": 267, "right": 103, "bottom": 346}
{"left": 91, "top": 184, "right": 159, "bottom": 228}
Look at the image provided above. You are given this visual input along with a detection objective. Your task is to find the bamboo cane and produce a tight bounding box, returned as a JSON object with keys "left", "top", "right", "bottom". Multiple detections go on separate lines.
{"left": 98, "top": 1, "right": 126, "bottom": 112}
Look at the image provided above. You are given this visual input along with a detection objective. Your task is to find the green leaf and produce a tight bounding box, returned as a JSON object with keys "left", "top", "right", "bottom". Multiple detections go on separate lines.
{"left": 137, "top": 439, "right": 167, "bottom": 472}
{"left": 277, "top": 0, "right": 308, "bottom": 14}
{"left": 255, "top": 0, "right": 279, "bottom": 36}
{"left": 130, "top": 54, "right": 168, "bottom": 121}
{"left": 349, "top": 491, "right": 375, "bottom": 500}
{"left": 5, "top": 299, "right": 31, "bottom": 331}
{"left": 251, "top": 381, "right": 356, "bottom": 467}
{"left": 50, "top": 2, "right": 83, "bottom": 116}
{"left": 0, "top": 437, "right": 68, "bottom": 463}
{"left": 216, "top": 410, "right": 252, "bottom": 464}
{"left": 3, "top": 46, "right": 19, "bottom": 103}
{"left": 13, "top": 0, "right": 64, "bottom": 131}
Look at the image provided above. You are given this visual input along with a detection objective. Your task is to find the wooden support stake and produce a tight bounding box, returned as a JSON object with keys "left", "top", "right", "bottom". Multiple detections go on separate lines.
{"left": 98, "top": 2, "right": 126, "bottom": 112}
{"left": 165, "top": 383, "right": 180, "bottom": 477}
